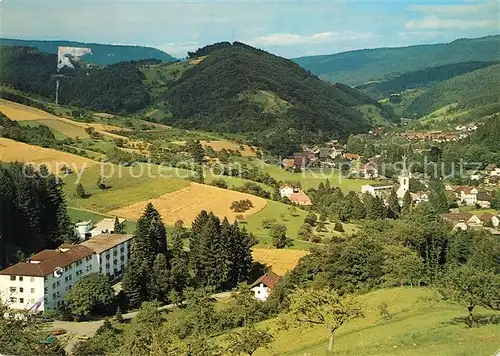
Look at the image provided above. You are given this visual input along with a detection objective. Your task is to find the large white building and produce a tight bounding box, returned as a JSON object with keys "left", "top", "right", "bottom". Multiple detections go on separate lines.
{"left": 0, "top": 234, "right": 133, "bottom": 312}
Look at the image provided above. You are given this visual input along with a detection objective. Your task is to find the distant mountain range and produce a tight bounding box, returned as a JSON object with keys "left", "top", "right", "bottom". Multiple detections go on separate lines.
{"left": 0, "top": 38, "right": 176, "bottom": 65}
{"left": 293, "top": 35, "right": 500, "bottom": 86}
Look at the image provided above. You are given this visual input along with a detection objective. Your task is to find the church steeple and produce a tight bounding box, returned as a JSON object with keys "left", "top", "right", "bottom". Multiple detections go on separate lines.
{"left": 397, "top": 155, "right": 410, "bottom": 199}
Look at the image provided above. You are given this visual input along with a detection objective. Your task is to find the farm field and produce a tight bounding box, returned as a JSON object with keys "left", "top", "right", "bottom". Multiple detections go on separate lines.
{"left": 254, "top": 287, "right": 500, "bottom": 356}
{"left": 251, "top": 248, "right": 309, "bottom": 276}
{"left": 63, "top": 163, "right": 189, "bottom": 213}
{"left": 0, "top": 99, "right": 129, "bottom": 139}
{"left": 0, "top": 138, "right": 98, "bottom": 172}
{"left": 253, "top": 161, "right": 374, "bottom": 192}
{"left": 17, "top": 120, "right": 68, "bottom": 140}
{"left": 108, "top": 182, "right": 268, "bottom": 226}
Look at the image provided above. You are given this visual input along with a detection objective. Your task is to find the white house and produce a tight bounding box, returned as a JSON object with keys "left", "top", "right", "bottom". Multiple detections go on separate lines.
{"left": 441, "top": 212, "right": 482, "bottom": 231}
{"left": 0, "top": 245, "right": 94, "bottom": 311}
{"left": 491, "top": 168, "right": 500, "bottom": 177}
{"left": 250, "top": 271, "right": 281, "bottom": 302}
{"left": 74, "top": 220, "right": 93, "bottom": 240}
{"left": 454, "top": 186, "right": 479, "bottom": 206}
{"left": 476, "top": 192, "right": 493, "bottom": 209}
{"left": 90, "top": 218, "right": 125, "bottom": 237}
{"left": 279, "top": 185, "right": 296, "bottom": 199}
{"left": 0, "top": 233, "right": 134, "bottom": 311}
{"left": 361, "top": 184, "right": 393, "bottom": 198}
{"left": 478, "top": 213, "right": 500, "bottom": 228}
{"left": 80, "top": 234, "right": 133, "bottom": 281}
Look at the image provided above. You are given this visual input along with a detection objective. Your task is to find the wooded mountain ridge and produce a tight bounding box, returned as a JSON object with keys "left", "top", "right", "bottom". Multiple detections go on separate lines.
{"left": 0, "top": 38, "right": 176, "bottom": 65}
{"left": 293, "top": 35, "right": 500, "bottom": 86}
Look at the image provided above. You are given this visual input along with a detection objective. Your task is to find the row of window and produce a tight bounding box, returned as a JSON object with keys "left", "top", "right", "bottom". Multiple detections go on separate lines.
{"left": 52, "top": 291, "right": 61, "bottom": 299}
{"left": 9, "top": 287, "right": 36, "bottom": 293}
{"left": 9, "top": 276, "right": 36, "bottom": 282}
{"left": 9, "top": 297, "right": 36, "bottom": 304}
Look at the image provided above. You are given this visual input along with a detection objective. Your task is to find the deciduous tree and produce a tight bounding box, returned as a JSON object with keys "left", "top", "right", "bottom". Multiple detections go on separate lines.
{"left": 64, "top": 273, "right": 114, "bottom": 319}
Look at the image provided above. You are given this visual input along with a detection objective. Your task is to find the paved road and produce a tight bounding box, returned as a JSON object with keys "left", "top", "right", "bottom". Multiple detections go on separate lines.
{"left": 51, "top": 291, "right": 232, "bottom": 353}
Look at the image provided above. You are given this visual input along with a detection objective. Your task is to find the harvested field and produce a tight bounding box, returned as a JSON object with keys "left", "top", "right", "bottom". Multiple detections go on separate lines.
{"left": 0, "top": 138, "right": 97, "bottom": 173}
{"left": 108, "top": 182, "right": 267, "bottom": 225}
{"left": 252, "top": 248, "right": 309, "bottom": 276}
{"left": 0, "top": 99, "right": 128, "bottom": 139}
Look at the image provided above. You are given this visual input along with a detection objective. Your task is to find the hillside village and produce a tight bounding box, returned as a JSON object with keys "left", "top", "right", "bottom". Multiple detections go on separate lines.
{"left": 0, "top": 14, "right": 500, "bottom": 356}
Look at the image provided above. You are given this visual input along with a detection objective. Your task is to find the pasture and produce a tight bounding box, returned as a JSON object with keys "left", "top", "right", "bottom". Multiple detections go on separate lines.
{"left": 107, "top": 182, "right": 268, "bottom": 226}
{"left": 62, "top": 163, "right": 189, "bottom": 213}
{"left": 254, "top": 287, "right": 500, "bottom": 356}
{"left": 173, "top": 140, "right": 257, "bottom": 157}
{"left": 252, "top": 160, "right": 375, "bottom": 192}
{"left": 0, "top": 138, "right": 98, "bottom": 173}
{"left": 251, "top": 248, "right": 309, "bottom": 276}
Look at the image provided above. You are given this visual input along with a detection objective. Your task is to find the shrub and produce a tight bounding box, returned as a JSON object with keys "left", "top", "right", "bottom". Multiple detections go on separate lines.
{"left": 230, "top": 199, "right": 254, "bottom": 213}
{"left": 210, "top": 178, "right": 228, "bottom": 189}
{"left": 334, "top": 221, "right": 345, "bottom": 232}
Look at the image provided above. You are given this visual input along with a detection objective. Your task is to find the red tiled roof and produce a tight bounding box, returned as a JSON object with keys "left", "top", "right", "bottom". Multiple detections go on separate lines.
{"left": 289, "top": 191, "right": 312, "bottom": 205}
{"left": 344, "top": 153, "right": 360, "bottom": 160}
{"left": 454, "top": 186, "right": 478, "bottom": 194}
{"left": 478, "top": 213, "right": 496, "bottom": 222}
{"left": 0, "top": 245, "right": 93, "bottom": 277}
{"left": 250, "top": 271, "right": 281, "bottom": 289}
{"left": 440, "top": 212, "right": 473, "bottom": 222}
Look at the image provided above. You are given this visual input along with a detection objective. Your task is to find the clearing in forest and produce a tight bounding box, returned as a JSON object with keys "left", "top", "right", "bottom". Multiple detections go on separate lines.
{"left": 108, "top": 182, "right": 267, "bottom": 226}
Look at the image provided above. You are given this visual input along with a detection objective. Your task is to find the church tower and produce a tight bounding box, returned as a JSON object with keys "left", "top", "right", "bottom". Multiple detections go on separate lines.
{"left": 397, "top": 156, "right": 410, "bottom": 199}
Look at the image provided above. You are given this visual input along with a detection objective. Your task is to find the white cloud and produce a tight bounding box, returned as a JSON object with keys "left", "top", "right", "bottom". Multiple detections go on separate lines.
{"left": 157, "top": 41, "right": 201, "bottom": 58}
{"left": 405, "top": 15, "right": 494, "bottom": 30}
{"left": 249, "top": 31, "right": 374, "bottom": 47}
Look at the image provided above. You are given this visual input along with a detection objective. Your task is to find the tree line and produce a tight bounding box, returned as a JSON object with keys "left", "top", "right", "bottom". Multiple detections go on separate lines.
{"left": 0, "top": 163, "right": 76, "bottom": 268}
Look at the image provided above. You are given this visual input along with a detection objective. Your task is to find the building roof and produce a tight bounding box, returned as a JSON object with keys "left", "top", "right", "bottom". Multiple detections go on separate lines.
{"left": 250, "top": 270, "right": 281, "bottom": 289}
{"left": 478, "top": 213, "right": 497, "bottom": 222}
{"left": 90, "top": 218, "right": 125, "bottom": 234}
{"left": 344, "top": 153, "right": 360, "bottom": 160}
{"left": 440, "top": 212, "right": 474, "bottom": 222}
{"left": 282, "top": 158, "right": 295, "bottom": 168}
{"left": 75, "top": 220, "right": 92, "bottom": 227}
{"left": 80, "top": 234, "right": 134, "bottom": 254}
{"left": 454, "top": 186, "right": 478, "bottom": 194}
{"left": 477, "top": 192, "right": 493, "bottom": 202}
{"left": 289, "top": 191, "right": 312, "bottom": 205}
{"left": 0, "top": 245, "right": 93, "bottom": 277}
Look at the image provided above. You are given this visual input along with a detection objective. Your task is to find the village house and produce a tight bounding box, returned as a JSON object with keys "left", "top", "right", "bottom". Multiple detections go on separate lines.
{"left": 454, "top": 186, "right": 479, "bottom": 206}
{"left": 74, "top": 220, "right": 93, "bottom": 240}
{"left": 0, "top": 234, "right": 134, "bottom": 311}
{"left": 411, "top": 191, "right": 430, "bottom": 205}
{"left": 361, "top": 183, "right": 393, "bottom": 198}
{"left": 352, "top": 162, "right": 379, "bottom": 179}
{"left": 440, "top": 212, "right": 482, "bottom": 231}
{"left": 250, "top": 271, "right": 281, "bottom": 301}
{"left": 288, "top": 190, "right": 313, "bottom": 206}
{"left": 478, "top": 213, "right": 500, "bottom": 228}
{"left": 279, "top": 184, "right": 296, "bottom": 198}
{"left": 344, "top": 153, "right": 360, "bottom": 161}
{"left": 476, "top": 192, "right": 494, "bottom": 209}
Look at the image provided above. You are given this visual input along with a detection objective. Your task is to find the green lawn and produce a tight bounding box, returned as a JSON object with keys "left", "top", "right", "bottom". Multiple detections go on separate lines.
{"left": 252, "top": 161, "right": 374, "bottom": 192}
{"left": 204, "top": 171, "right": 272, "bottom": 193}
{"left": 63, "top": 163, "right": 189, "bottom": 213}
{"left": 254, "top": 287, "right": 500, "bottom": 356}
{"left": 67, "top": 207, "right": 137, "bottom": 234}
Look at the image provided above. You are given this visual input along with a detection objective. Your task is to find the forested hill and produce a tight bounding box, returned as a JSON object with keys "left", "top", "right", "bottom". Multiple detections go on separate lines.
{"left": 356, "top": 61, "right": 499, "bottom": 100}
{"left": 165, "top": 42, "right": 386, "bottom": 140}
{"left": 0, "top": 38, "right": 176, "bottom": 65}
{"left": 405, "top": 63, "right": 500, "bottom": 117}
{"left": 293, "top": 35, "right": 500, "bottom": 86}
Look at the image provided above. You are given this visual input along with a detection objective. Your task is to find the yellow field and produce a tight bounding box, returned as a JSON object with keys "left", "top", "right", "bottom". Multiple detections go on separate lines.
{"left": 0, "top": 99, "right": 128, "bottom": 139}
{"left": 108, "top": 182, "right": 267, "bottom": 225}
{"left": 173, "top": 140, "right": 257, "bottom": 157}
{"left": 251, "top": 248, "right": 309, "bottom": 276}
{"left": 0, "top": 138, "right": 98, "bottom": 173}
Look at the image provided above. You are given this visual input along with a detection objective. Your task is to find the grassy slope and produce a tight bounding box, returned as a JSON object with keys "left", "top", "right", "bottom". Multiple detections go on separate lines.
{"left": 255, "top": 161, "right": 374, "bottom": 192}
{"left": 62, "top": 163, "right": 189, "bottom": 213}
{"left": 255, "top": 287, "right": 500, "bottom": 356}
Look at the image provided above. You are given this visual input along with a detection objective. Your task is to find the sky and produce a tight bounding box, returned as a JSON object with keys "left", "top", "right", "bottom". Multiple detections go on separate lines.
{"left": 1, "top": 0, "right": 499, "bottom": 58}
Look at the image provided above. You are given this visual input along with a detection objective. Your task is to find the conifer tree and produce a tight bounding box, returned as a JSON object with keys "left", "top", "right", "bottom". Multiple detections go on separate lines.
{"left": 195, "top": 213, "right": 224, "bottom": 288}
{"left": 402, "top": 191, "right": 413, "bottom": 214}
{"left": 170, "top": 225, "right": 189, "bottom": 296}
{"left": 429, "top": 180, "right": 449, "bottom": 213}
{"left": 150, "top": 253, "right": 170, "bottom": 303}
{"left": 387, "top": 189, "right": 401, "bottom": 219}
{"left": 113, "top": 216, "right": 126, "bottom": 234}
{"left": 189, "top": 210, "right": 209, "bottom": 272}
